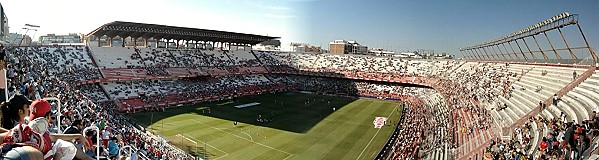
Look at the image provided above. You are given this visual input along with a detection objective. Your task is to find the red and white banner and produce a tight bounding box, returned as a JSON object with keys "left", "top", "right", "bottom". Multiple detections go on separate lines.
{"left": 373, "top": 117, "right": 387, "bottom": 128}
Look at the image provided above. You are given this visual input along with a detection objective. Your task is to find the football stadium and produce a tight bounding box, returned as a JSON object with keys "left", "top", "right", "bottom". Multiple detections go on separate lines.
{"left": 0, "top": 1, "right": 598, "bottom": 160}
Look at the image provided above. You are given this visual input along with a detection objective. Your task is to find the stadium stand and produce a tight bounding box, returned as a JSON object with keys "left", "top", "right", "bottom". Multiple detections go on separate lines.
{"left": 3, "top": 15, "right": 598, "bottom": 160}
{"left": 3, "top": 45, "right": 195, "bottom": 160}
{"left": 8, "top": 43, "right": 599, "bottom": 160}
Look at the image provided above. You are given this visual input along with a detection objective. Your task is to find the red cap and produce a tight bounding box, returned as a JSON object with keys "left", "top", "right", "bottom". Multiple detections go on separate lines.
{"left": 29, "top": 99, "right": 51, "bottom": 121}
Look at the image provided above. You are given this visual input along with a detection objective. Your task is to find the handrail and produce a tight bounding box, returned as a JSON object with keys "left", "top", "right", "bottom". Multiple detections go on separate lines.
{"left": 43, "top": 97, "right": 62, "bottom": 133}
{"left": 515, "top": 66, "right": 534, "bottom": 81}
{"left": 83, "top": 126, "right": 100, "bottom": 159}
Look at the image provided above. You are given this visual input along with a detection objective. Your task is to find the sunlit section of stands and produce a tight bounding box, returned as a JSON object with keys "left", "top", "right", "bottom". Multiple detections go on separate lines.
{"left": 137, "top": 47, "right": 176, "bottom": 67}
{"left": 289, "top": 53, "right": 318, "bottom": 69}
{"left": 78, "top": 83, "right": 110, "bottom": 102}
{"left": 226, "top": 50, "right": 261, "bottom": 66}
{"left": 420, "top": 92, "right": 451, "bottom": 160}
{"left": 168, "top": 49, "right": 209, "bottom": 67}
{"left": 204, "top": 50, "right": 235, "bottom": 66}
{"left": 90, "top": 46, "right": 144, "bottom": 68}
{"left": 22, "top": 46, "right": 102, "bottom": 83}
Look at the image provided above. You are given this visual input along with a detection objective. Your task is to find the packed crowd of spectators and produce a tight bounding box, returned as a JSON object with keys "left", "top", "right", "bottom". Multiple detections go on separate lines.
{"left": 484, "top": 103, "right": 599, "bottom": 159}
{"left": 430, "top": 62, "right": 506, "bottom": 158}
{"left": 103, "top": 75, "right": 274, "bottom": 99}
{"left": 113, "top": 47, "right": 271, "bottom": 77}
{"left": 77, "top": 84, "right": 110, "bottom": 102}
{"left": 389, "top": 97, "right": 426, "bottom": 159}
{"left": 419, "top": 92, "right": 454, "bottom": 156}
{"left": 15, "top": 44, "right": 592, "bottom": 160}
{"left": 13, "top": 46, "right": 102, "bottom": 84}
{"left": 255, "top": 51, "right": 461, "bottom": 78}
{"left": 0, "top": 46, "right": 194, "bottom": 160}
{"left": 267, "top": 74, "right": 359, "bottom": 96}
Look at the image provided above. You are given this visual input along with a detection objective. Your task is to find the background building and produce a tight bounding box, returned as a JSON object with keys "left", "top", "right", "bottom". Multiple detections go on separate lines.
{"left": 0, "top": 3, "right": 8, "bottom": 44}
{"left": 39, "top": 33, "right": 83, "bottom": 45}
{"left": 329, "top": 40, "right": 367, "bottom": 55}
{"left": 368, "top": 48, "right": 395, "bottom": 56}
{"left": 8, "top": 33, "right": 32, "bottom": 45}
{"left": 290, "top": 42, "right": 324, "bottom": 54}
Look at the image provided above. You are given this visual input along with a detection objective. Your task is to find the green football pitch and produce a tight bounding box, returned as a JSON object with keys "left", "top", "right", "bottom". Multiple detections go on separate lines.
{"left": 131, "top": 92, "right": 402, "bottom": 160}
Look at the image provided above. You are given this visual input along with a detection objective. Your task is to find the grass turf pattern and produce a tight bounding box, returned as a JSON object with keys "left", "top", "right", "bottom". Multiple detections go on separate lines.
{"left": 131, "top": 92, "right": 402, "bottom": 160}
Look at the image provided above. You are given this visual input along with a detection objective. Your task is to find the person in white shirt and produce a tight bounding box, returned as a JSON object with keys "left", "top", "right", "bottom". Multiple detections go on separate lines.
{"left": 102, "top": 127, "right": 111, "bottom": 147}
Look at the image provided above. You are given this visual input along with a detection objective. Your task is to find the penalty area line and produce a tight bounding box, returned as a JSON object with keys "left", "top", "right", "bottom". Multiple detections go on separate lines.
{"left": 191, "top": 119, "right": 294, "bottom": 159}
{"left": 182, "top": 134, "right": 230, "bottom": 160}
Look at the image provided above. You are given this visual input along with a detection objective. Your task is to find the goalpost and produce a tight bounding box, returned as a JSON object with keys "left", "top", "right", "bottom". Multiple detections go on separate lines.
{"left": 176, "top": 134, "right": 206, "bottom": 159}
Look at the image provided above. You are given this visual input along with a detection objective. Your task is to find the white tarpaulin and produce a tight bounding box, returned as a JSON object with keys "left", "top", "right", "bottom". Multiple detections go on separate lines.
{"left": 234, "top": 102, "right": 261, "bottom": 109}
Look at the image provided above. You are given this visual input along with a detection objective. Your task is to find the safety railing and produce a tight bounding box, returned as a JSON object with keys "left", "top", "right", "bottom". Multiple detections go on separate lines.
{"left": 83, "top": 126, "right": 101, "bottom": 159}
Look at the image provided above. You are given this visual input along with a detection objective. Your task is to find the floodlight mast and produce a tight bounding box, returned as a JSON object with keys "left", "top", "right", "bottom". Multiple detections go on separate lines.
{"left": 19, "top": 24, "right": 40, "bottom": 46}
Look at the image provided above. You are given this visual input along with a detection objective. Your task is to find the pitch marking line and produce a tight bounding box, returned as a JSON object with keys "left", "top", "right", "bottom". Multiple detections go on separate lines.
{"left": 355, "top": 105, "right": 397, "bottom": 160}
{"left": 191, "top": 119, "right": 295, "bottom": 159}
{"left": 182, "top": 134, "right": 229, "bottom": 160}
{"left": 216, "top": 127, "right": 254, "bottom": 141}
{"left": 218, "top": 128, "right": 254, "bottom": 141}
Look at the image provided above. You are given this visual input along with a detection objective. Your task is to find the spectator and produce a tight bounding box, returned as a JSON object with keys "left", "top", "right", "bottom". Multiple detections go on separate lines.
{"left": 1, "top": 94, "right": 32, "bottom": 131}
{"left": 102, "top": 126, "right": 111, "bottom": 147}
{"left": 0, "top": 124, "right": 46, "bottom": 160}
{"left": 108, "top": 137, "right": 119, "bottom": 159}
{"left": 0, "top": 45, "right": 5, "bottom": 70}
{"left": 27, "top": 99, "right": 93, "bottom": 160}
{"left": 553, "top": 94, "right": 559, "bottom": 106}
{"left": 64, "top": 119, "right": 83, "bottom": 134}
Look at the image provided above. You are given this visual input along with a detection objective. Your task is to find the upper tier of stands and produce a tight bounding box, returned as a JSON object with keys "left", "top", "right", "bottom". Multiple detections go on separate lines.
{"left": 16, "top": 46, "right": 102, "bottom": 83}
{"left": 257, "top": 51, "right": 462, "bottom": 77}
{"left": 90, "top": 46, "right": 261, "bottom": 69}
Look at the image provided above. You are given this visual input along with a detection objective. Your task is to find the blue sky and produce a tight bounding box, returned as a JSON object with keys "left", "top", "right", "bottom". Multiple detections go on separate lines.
{"left": 2, "top": 0, "right": 598, "bottom": 56}
{"left": 302, "top": 0, "right": 599, "bottom": 56}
